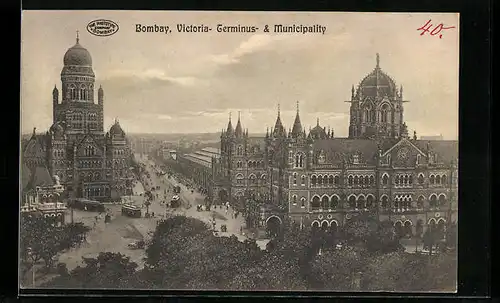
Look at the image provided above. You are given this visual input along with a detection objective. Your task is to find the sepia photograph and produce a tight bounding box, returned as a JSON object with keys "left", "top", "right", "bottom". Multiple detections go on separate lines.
{"left": 20, "top": 11, "right": 459, "bottom": 292}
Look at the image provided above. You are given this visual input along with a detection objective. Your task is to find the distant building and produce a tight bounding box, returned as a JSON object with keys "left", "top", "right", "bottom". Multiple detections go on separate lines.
{"left": 21, "top": 34, "right": 132, "bottom": 201}
{"left": 178, "top": 147, "right": 220, "bottom": 197}
{"left": 420, "top": 135, "right": 444, "bottom": 140}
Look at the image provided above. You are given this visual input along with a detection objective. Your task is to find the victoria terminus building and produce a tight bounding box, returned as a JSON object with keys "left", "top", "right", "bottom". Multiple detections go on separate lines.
{"left": 205, "top": 54, "right": 458, "bottom": 237}
{"left": 21, "top": 34, "right": 132, "bottom": 202}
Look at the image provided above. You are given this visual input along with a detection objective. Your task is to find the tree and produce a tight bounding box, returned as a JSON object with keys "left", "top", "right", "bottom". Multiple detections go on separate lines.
{"left": 309, "top": 246, "right": 369, "bottom": 290}
{"left": 342, "top": 214, "right": 379, "bottom": 244}
{"left": 145, "top": 215, "right": 211, "bottom": 269}
{"left": 43, "top": 252, "right": 149, "bottom": 289}
{"left": 342, "top": 216, "right": 403, "bottom": 254}
{"left": 366, "top": 220, "right": 404, "bottom": 254}
{"left": 20, "top": 215, "right": 92, "bottom": 274}
{"left": 229, "top": 250, "right": 307, "bottom": 290}
{"left": 361, "top": 251, "right": 410, "bottom": 291}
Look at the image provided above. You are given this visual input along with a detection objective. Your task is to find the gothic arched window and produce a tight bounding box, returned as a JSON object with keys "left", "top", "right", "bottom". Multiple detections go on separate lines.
{"left": 381, "top": 104, "right": 390, "bottom": 123}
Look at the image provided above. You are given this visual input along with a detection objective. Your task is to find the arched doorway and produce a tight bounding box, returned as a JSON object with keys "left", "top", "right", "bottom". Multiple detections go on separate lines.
{"left": 329, "top": 220, "right": 338, "bottom": 234}
{"left": 321, "top": 220, "right": 329, "bottom": 231}
{"left": 348, "top": 196, "right": 356, "bottom": 209}
{"left": 311, "top": 196, "right": 320, "bottom": 210}
{"left": 394, "top": 221, "right": 404, "bottom": 238}
{"left": 321, "top": 196, "right": 329, "bottom": 209}
{"left": 404, "top": 220, "right": 413, "bottom": 238}
{"left": 218, "top": 189, "right": 228, "bottom": 204}
{"left": 266, "top": 216, "right": 282, "bottom": 238}
{"left": 357, "top": 196, "right": 365, "bottom": 209}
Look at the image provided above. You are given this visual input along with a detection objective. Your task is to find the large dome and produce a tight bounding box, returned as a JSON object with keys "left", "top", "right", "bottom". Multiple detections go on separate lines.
{"left": 356, "top": 54, "right": 397, "bottom": 99}
{"left": 63, "top": 37, "right": 92, "bottom": 66}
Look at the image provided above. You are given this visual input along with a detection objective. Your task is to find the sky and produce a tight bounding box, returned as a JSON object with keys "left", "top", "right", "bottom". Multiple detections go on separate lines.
{"left": 21, "top": 11, "right": 459, "bottom": 139}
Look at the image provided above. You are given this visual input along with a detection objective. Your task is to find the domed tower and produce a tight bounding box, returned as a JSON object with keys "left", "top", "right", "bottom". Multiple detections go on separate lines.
{"left": 348, "top": 53, "right": 408, "bottom": 139}
{"left": 57, "top": 32, "right": 104, "bottom": 134}
{"left": 61, "top": 31, "right": 95, "bottom": 103}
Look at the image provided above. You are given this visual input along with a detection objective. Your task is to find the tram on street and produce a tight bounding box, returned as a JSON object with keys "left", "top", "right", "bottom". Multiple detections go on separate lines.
{"left": 122, "top": 204, "right": 142, "bottom": 218}
{"left": 68, "top": 198, "right": 105, "bottom": 212}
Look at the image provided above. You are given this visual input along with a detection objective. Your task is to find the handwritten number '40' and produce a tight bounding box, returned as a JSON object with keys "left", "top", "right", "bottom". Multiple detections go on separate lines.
{"left": 417, "top": 19, "right": 456, "bottom": 39}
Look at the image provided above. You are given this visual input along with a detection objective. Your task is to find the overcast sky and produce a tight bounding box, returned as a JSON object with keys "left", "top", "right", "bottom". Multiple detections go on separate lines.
{"left": 21, "top": 11, "right": 459, "bottom": 139}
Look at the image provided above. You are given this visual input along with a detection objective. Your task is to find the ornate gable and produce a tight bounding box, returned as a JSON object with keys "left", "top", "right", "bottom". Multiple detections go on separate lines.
{"left": 382, "top": 138, "right": 425, "bottom": 168}
{"left": 23, "top": 136, "right": 47, "bottom": 159}
{"left": 76, "top": 134, "right": 103, "bottom": 157}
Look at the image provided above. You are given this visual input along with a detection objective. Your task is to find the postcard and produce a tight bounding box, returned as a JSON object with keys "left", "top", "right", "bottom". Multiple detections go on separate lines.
{"left": 20, "top": 11, "right": 459, "bottom": 292}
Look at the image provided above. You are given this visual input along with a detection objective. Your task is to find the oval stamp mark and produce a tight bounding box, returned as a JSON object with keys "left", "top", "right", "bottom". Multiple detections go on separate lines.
{"left": 87, "top": 19, "right": 119, "bottom": 37}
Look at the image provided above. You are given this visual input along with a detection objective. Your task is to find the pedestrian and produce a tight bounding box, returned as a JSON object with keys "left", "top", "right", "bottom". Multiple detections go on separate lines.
{"left": 240, "top": 226, "right": 243, "bottom": 235}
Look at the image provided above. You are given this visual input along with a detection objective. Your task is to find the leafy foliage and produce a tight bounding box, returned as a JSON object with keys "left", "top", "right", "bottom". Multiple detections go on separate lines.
{"left": 43, "top": 252, "right": 151, "bottom": 289}
{"left": 43, "top": 214, "right": 456, "bottom": 292}
{"left": 309, "top": 246, "right": 369, "bottom": 290}
{"left": 20, "top": 215, "right": 91, "bottom": 269}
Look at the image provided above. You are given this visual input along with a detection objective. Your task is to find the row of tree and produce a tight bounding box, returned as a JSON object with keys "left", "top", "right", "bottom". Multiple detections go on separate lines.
{"left": 43, "top": 214, "right": 457, "bottom": 291}
{"left": 20, "top": 214, "right": 91, "bottom": 284}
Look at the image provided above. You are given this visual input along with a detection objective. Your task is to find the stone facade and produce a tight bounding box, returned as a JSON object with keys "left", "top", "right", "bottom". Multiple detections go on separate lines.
{"left": 22, "top": 34, "right": 132, "bottom": 201}
{"left": 210, "top": 54, "right": 458, "bottom": 236}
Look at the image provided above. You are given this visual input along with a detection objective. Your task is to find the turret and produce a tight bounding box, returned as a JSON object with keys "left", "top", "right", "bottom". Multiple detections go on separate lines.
{"left": 235, "top": 111, "right": 243, "bottom": 138}
{"left": 52, "top": 85, "right": 59, "bottom": 122}
{"left": 226, "top": 112, "right": 234, "bottom": 137}
{"left": 98, "top": 85, "right": 104, "bottom": 106}
{"left": 291, "top": 101, "right": 304, "bottom": 139}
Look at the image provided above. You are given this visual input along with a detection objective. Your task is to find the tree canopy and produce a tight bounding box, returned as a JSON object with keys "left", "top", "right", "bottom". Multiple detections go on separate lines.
{"left": 43, "top": 214, "right": 457, "bottom": 292}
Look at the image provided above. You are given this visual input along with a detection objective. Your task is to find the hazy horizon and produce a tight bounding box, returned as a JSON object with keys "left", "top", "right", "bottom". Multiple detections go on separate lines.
{"left": 21, "top": 11, "right": 459, "bottom": 140}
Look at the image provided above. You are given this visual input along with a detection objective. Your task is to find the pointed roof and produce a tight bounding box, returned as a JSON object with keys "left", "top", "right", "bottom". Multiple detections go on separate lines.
{"left": 291, "top": 101, "right": 303, "bottom": 138}
{"left": 235, "top": 111, "right": 243, "bottom": 138}
{"left": 273, "top": 104, "right": 286, "bottom": 137}
{"left": 226, "top": 112, "right": 234, "bottom": 136}
{"left": 21, "top": 163, "right": 32, "bottom": 191}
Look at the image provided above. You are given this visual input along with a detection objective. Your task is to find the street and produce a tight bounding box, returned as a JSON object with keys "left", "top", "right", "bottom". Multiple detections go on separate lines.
{"left": 50, "top": 154, "right": 268, "bottom": 279}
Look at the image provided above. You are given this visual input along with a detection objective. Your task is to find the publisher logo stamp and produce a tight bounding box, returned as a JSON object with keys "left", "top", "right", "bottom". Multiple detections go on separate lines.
{"left": 87, "top": 19, "right": 119, "bottom": 37}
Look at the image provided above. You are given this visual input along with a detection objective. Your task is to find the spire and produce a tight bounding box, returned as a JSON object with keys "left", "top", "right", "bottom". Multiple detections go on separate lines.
{"left": 291, "top": 101, "right": 303, "bottom": 138}
{"left": 351, "top": 85, "right": 355, "bottom": 99}
{"left": 400, "top": 85, "right": 403, "bottom": 98}
{"left": 76, "top": 30, "right": 80, "bottom": 44}
{"left": 317, "top": 117, "right": 320, "bottom": 127}
{"left": 376, "top": 53, "right": 380, "bottom": 68}
{"left": 273, "top": 104, "right": 285, "bottom": 137}
{"left": 235, "top": 111, "right": 243, "bottom": 138}
{"left": 226, "top": 112, "right": 234, "bottom": 136}
{"left": 413, "top": 130, "right": 417, "bottom": 140}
